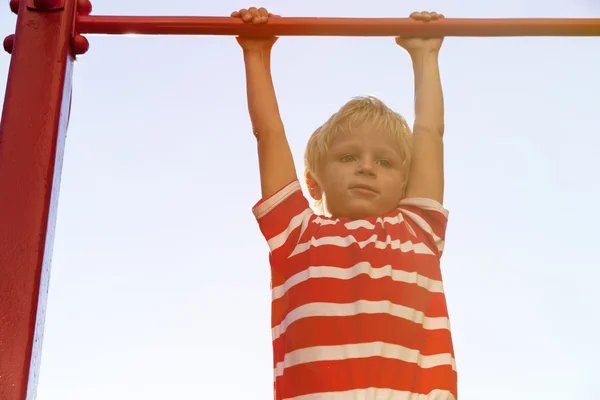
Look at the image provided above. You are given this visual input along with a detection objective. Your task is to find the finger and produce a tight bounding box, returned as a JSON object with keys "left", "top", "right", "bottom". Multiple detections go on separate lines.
{"left": 240, "top": 9, "right": 252, "bottom": 23}
{"left": 231, "top": 11, "right": 239, "bottom": 17}
{"left": 430, "top": 12, "right": 439, "bottom": 20}
{"left": 268, "top": 13, "right": 281, "bottom": 18}
{"left": 248, "top": 7, "right": 261, "bottom": 24}
{"left": 421, "top": 11, "right": 432, "bottom": 22}
{"left": 409, "top": 11, "right": 420, "bottom": 20}
{"left": 258, "top": 7, "right": 269, "bottom": 23}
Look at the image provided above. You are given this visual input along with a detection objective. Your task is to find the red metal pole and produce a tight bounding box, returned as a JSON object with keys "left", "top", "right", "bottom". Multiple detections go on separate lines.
{"left": 0, "top": 0, "right": 77, "bottom": 399}
{"left": 76, "top": 16, "right": 600, "bottom": 37}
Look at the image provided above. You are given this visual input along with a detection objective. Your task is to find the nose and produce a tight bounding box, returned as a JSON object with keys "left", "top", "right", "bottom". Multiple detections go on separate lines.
{"left": 356, "top": 159, "right": 376, "bottom": 176}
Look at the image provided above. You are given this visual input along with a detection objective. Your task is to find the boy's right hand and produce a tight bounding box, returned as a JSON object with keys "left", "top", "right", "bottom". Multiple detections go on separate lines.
{"left": 231, "top": 7, "right": 280, "bottom": 53}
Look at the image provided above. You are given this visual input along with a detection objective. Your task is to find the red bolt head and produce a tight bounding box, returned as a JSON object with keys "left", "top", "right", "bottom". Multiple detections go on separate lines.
{"left": 9, "top": 0, "right": 20, "bottom": 14}
{"left": 77, "top": 0, "right": 92, "bottom": 15}
{"left": 72, "top": 34, "right": 89, "bottom": 55}
{"left": 33, "top": 0, "right": 60, "bottom": 9}
{"left": 4, "top": 34, "right": 15, "bottom": 54}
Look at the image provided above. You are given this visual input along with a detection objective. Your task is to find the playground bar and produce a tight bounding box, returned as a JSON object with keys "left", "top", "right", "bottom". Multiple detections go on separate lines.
{"left": 76, "top": 16, "right": 600, "bottom": 37}
{"left": 0, "top": 1, "right": 76, "bottom": 400}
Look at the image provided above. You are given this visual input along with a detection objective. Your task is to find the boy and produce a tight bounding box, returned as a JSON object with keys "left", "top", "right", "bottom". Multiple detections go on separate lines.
{"left": 233, "top": 7, "right": 456, "bottom": 400}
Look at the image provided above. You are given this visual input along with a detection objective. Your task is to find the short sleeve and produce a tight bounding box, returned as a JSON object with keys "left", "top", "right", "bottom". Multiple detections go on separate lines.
{"left": 252, "top": 180, "right": 314, "bottom": 262}
{"left": 398, "top": 197, "right": 449, "bottom": 258}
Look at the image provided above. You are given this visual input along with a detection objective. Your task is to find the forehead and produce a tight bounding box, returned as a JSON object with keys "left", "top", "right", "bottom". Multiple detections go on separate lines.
{"left": 329, "top": 124, "right": 398, "bottom": 152}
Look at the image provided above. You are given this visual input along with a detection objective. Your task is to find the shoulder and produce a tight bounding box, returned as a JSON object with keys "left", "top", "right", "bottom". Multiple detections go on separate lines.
{"left": 252, "top": 180, "right": 315, "bottom": 260}
{"left": 253, "top": 180, "right": 306, "bottom": 220}
{"left": 399, "top": 197, "right": 449, "bottom": 219}
{"left": 398, "top": 197, "right": 449, "bottom": 257}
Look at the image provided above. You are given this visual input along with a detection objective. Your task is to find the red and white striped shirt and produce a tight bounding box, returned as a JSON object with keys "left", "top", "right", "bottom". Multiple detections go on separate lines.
{"left": 253, "top": 181, "right": 457, "bottom": 400}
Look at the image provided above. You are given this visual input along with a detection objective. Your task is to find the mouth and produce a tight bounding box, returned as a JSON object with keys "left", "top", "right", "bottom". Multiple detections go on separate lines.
{"left": 349, "top": 184, "right": 379, "bottom": 194}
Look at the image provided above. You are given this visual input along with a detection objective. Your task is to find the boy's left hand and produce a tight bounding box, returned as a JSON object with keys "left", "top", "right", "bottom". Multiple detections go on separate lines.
{"left": 396, "top": 11, "right": 444, "bottom": 55}
{"left": 232, "top": 7, "right": 280, "bottom": 53}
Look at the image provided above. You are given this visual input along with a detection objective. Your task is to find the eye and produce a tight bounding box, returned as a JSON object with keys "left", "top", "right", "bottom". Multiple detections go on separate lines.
{"left": 377, "top": 159, "right": 392, "bottom": 168}
{"left": 340, "top": 154, "right": 356, "bottom": 163}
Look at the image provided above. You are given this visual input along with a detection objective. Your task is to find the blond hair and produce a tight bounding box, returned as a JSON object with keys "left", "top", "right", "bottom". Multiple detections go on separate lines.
{"left": 304, "top": 96, "right": 413, "bottom": 212}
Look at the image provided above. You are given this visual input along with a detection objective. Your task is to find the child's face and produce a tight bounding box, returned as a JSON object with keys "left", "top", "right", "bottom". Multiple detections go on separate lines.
{"left": 312, "top": 122, "right": 406, "bottom": 220}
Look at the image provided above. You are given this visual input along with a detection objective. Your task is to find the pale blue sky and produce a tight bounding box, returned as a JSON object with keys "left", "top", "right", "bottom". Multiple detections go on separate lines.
{"left": 1, "top": 0, "right": 600, "bottom": 399}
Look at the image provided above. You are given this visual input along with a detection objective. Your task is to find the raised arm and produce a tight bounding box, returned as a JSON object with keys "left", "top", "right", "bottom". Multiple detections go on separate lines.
{"left": 396, "top": 11, "right": 446, "bottom": 204}
{"left": 233, "top": 7, "right": 297, "bottom": 199}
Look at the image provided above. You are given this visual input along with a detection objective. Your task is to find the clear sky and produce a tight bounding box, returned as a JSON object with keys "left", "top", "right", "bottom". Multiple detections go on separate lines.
{"left": 1, "top": 0, "right": 600, "bottom": 399}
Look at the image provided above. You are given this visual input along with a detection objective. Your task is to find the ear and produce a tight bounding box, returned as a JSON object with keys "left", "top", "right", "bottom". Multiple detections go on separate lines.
{"left": 305, "top": 172, "right": 323, "bottom": 201}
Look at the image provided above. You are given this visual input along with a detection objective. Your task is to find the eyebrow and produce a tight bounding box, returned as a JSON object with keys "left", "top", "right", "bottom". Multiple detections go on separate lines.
{"left": 332, "top": 142, "right": 360, "bottom": 152}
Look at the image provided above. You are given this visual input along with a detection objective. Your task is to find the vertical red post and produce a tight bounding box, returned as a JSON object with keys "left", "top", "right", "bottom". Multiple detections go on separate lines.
{"left": 0, "top": 0, "right": 76, "bottom": 399}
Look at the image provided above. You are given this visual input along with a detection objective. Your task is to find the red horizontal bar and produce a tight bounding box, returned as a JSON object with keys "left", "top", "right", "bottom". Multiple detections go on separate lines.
{"left": 75, "top": 16, "right": 600, "bottom": 37}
